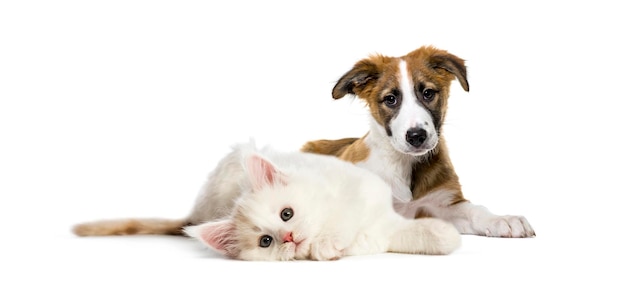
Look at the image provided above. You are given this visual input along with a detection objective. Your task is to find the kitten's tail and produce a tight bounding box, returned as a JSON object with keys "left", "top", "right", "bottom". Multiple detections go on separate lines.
{"left": 72, "top": 218, "right": 188, "bottom": 237}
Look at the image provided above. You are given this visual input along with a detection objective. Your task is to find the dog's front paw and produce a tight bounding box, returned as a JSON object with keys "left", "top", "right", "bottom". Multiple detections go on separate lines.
{"left": 309, "top": 239, "right": 344, "bottom": 261}
{"left": 481, "top": 215, "right": 535, "bottom": 238}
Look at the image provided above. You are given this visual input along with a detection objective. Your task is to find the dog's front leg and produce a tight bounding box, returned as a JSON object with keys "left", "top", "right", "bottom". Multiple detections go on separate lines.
{"left": 415, "top": 189, "right": 536, "bottom": 238}
{"left": 447, "top": 201, "right": 535, "bottom": 238}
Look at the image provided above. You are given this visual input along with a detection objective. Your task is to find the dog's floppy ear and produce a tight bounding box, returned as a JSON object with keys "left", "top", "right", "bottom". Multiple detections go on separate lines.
{"left": 429, "top": 53, "right": 470, "bottom": 92}
{"left": 332, "top": 58, "right": 381, "bottom": 99}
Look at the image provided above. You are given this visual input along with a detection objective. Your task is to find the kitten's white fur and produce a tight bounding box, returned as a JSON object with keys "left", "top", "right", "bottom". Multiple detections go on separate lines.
{"left": 184, "top": 141, "right": 461, "bottom": 261}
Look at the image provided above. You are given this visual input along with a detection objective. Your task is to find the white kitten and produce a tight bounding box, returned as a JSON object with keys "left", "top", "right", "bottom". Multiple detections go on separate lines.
{"left": 73, "top": 141, "right": 461, "bottom": 261}
{"left": 184, "top": 142, "right": 461, "bottom": 260}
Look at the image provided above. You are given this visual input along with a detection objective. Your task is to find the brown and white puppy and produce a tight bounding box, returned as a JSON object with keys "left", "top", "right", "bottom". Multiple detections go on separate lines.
{"left": 302, "top": 46, "right": 535, "bottom": 238}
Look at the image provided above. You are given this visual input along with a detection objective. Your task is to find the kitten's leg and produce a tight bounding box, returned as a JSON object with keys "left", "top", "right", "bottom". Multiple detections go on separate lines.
{"left": 388, "top": 218, "right": 461, "bottom": 255}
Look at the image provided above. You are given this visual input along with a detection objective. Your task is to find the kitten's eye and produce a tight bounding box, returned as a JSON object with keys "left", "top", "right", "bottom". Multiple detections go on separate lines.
{"left": 280, "top": 207, "right": 294, "bottom": 222}
{"left": 383, "top": 95, "right": 398, "bottom": 107}
{"left": 423, "top": 89, "right": 436, "bottom": 102}
{"left": 259, "top": 235, "right": 273, "bottom": 248}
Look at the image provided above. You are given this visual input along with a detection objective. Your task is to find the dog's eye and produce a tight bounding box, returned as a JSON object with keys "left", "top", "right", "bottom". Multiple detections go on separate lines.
{"left": 259, "top": 235, "right": 273, "bottom": 248}
{"left": 383, "top": 95, "right": 398, "bottom": 107}
{"left": 423, "top": 89, "right": 436, "bottom": 102}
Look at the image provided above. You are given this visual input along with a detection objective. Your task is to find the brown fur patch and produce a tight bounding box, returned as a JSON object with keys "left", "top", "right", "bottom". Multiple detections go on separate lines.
{"left": 301, "top": 137, "right": 359, "bottom": 157}
{"left": 411, "top": 139, "right": 465, "bottom": 205}
{"left": 331, "top": 55, "right": 401, "bottom": 132}
{"left": 337, "top": 137, "right": 370, "bottom": 163}
{"left": 301, "top": 136, "right": 370, "bottom": 164}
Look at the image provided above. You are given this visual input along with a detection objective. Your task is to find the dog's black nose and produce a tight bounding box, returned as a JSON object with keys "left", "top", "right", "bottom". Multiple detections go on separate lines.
{"left": 406, "top": 128, "right": 428, "bottom": 148}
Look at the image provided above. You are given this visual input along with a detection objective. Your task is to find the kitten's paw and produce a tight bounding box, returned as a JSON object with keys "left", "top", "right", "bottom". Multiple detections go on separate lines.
{"left": 309, "top": 239, "right": 344, "bottom": 261}
{"left": 421, "top": 218, "right": 462, "bottom": 255}
{"left": 478, "top": 215, "right": 535, "bottom": 238}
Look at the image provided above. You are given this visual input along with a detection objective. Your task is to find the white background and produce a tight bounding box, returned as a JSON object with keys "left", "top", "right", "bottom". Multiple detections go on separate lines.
{"left": 1, "top": 1, "right": 625, "bottom": 293}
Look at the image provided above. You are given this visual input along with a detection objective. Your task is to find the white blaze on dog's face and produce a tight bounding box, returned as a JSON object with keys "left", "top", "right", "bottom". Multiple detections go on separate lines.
{"left": 384, "top": 60, "right": 439, "bottom": 155}
{"left": 331, "top": 46, "right": 469, "bottom": 156}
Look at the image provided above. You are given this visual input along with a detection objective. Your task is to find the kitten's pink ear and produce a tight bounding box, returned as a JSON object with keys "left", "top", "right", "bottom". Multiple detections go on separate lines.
{"left": 184, "top": 220, "right": 239, "bottom": 258}
{"left": 245, "top": 154, "right": 285, "bottom": 191}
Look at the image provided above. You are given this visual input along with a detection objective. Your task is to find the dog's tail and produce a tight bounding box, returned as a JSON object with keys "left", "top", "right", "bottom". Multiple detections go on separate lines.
{"left": 72, "top": 218, "right": 188, "bottom": 237}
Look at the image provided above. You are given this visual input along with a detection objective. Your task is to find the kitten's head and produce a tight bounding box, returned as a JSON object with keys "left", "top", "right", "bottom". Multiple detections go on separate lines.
{"left": 185, "top": 153, "right": 320, "bottom": 261}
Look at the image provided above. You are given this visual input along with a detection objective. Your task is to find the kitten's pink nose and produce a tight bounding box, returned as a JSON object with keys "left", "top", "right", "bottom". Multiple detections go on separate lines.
{"left": 282, "top": 232, "right": 293, "bottom": 243}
